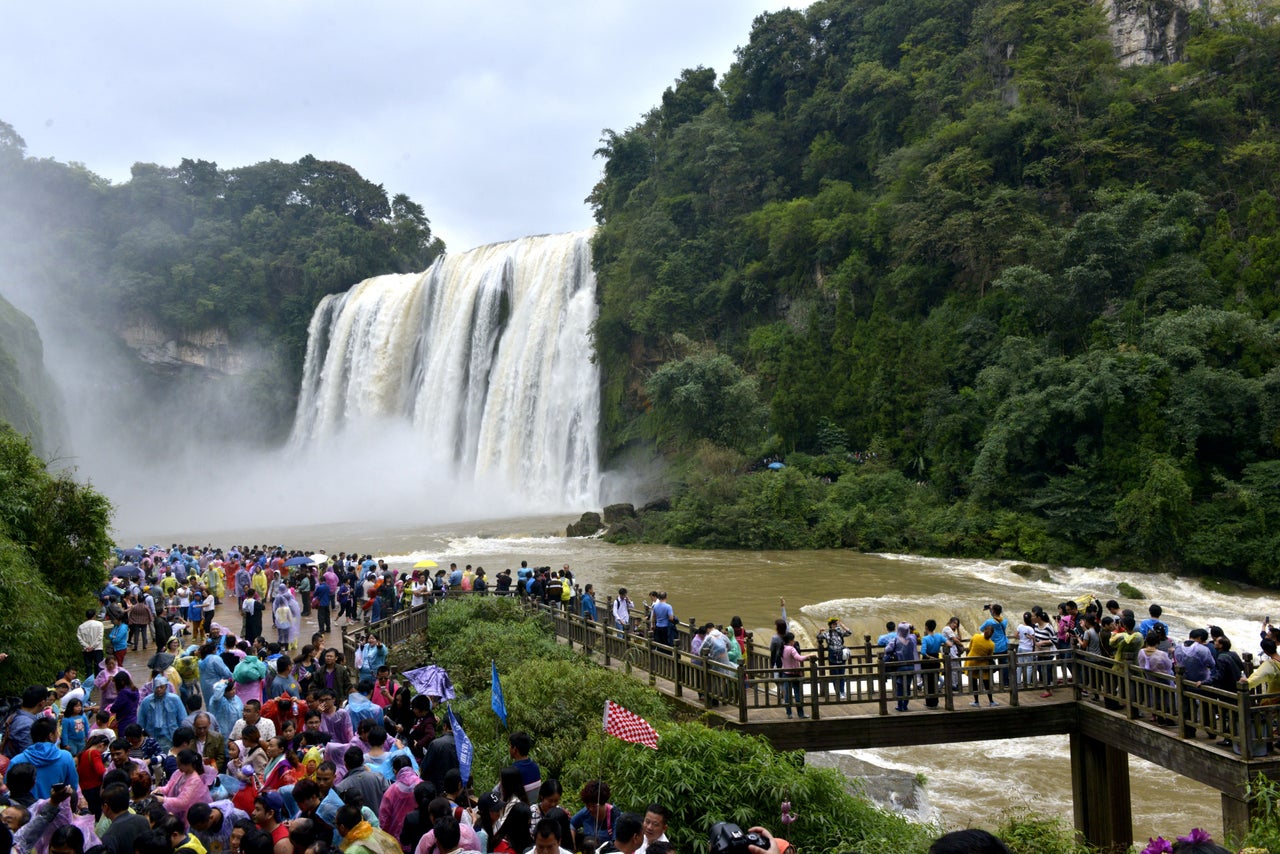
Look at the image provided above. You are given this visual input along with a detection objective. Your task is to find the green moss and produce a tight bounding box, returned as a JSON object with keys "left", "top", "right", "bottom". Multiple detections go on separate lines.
{"left": 1199, "top": 576, "right": 1242, "bottom": 594}
{"left": 1116, "top": 581, "right": 1146, "bottom": 600}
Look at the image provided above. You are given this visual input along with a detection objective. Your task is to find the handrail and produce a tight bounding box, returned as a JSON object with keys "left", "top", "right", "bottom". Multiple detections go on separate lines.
{"left": 517, "top": 597, "right": 1280, "bottom": 754}
{"left": 354, "top": 591, "right": 1280, "bottom": 761}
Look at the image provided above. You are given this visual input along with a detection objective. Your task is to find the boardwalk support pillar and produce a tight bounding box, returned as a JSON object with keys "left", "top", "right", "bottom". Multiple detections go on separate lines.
{"left": 1221, "top": 792, "right": 1258, "bottom": 843}
{"left": 1070, "top": 732, "right": 1131, "bottom": 853}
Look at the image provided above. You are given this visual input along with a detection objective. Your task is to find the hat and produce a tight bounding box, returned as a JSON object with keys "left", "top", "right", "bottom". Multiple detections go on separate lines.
{"left": 256, "top": 791, "right": 285, "bottom": 818}
{"left": 828, "top": 616, "right": 839, "bottom": 624}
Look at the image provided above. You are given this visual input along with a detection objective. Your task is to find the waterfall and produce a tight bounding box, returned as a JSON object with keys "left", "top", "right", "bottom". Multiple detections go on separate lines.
{"left": 290, "top": 230, "right": 600, "bottom": 510}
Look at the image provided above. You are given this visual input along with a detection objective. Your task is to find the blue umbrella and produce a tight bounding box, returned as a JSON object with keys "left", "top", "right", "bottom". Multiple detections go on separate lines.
{"left": 113, "top": 563, "right": 142, "bottom": 580}
{"left": 119, "top": 547, "right": 144, "bottom": 561}
{"left": 284, "top": 556, "right": 315, "bottom": 567}
{"left": 767, "top": 461, "right": 786, "bottom": 470}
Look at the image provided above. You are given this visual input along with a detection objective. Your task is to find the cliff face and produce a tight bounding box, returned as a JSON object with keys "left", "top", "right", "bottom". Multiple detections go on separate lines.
{"left": 0, "top": 294, "right": 67, "bottom": 457}
{"left": 119, "top": 320, "right": 254, "bottom": 376}
{"left": 1104, "top": 0, "right": 1194, "bottom": 65}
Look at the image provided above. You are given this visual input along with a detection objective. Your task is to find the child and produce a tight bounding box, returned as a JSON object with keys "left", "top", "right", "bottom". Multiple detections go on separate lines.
{"left": 59, "top": 698, "right": 91, "bottom": 756}
{"left": 89, "top": 709, "right": 116, "bottom": 743}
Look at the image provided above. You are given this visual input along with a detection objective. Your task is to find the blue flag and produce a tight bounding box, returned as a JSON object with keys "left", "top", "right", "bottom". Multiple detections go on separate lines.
{"left": 448, "top": 705, "right": 473, "bottom": 783}
{"left": 491, "top": 661, "right": 508, "bottom": 727}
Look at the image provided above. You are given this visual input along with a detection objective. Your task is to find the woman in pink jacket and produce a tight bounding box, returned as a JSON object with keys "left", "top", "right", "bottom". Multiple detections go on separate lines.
{"left": 156, "top": 748, "right": 214, "bottom": 827}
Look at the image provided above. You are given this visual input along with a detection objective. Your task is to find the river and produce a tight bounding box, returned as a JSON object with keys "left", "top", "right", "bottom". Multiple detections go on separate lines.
{"left": 124, "top": 513, "right": 1280, "bottom": 840}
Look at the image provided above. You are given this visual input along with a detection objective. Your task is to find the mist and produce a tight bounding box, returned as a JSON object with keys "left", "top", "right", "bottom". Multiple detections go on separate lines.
{"left": 0, "top": 231, "right": 613, "bottom": 541}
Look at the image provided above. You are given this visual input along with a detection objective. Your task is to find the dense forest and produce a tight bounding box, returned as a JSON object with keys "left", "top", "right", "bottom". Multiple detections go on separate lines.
{"left": 0, "top": 124, "right": 444, "bottom": 434}
{"left": 589, "top": 0, "right": 1280, "bottom": 583}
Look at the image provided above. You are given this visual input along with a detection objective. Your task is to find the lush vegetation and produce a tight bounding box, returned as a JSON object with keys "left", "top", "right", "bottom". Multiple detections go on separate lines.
{"left": 590, "top": 0, "right": 1280, "bottom": 583}
{"left": 0, "top": 121, "right": 444, "bottom": 436}
{"left": 0, "top": 293, "right": 64, "bottom": 456}
{"left": 0, "top": 425, "right": 113, "bottom": 693}
{"left": 391, "top": 596, "right": 939, "bottom": 854}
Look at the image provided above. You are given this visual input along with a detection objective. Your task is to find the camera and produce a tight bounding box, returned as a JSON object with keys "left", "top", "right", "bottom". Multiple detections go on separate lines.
{"left": 982, "top": 604, "right": 992, "bottom": 611}
{"left": 709, "top": 822, "right": 770, "bottom": 854}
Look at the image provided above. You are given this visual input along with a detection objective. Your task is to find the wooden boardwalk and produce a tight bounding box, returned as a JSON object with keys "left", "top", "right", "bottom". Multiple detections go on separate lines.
{"left": 529, "top": 600, "right": 1280, "bottom": 852}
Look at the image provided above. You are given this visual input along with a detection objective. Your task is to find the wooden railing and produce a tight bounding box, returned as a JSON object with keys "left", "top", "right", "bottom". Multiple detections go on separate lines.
{"left": 342, "top": 601, "right": 431, "bottom": 665}
{"left": 357, "top": 589, "right": 1280, "bottom": 757}
{"left": 522, "top": 598, "right": 1280, "bottom": 749}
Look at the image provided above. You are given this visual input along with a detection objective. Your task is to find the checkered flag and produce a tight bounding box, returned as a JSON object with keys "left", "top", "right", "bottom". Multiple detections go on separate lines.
{"left": 603, "top": 700, "right": 659, "bottom": 749}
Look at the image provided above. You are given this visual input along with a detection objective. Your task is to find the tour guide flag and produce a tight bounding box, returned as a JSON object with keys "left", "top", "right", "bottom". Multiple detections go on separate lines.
{"left": 491, "top": 661, "right": 508, "bottom": 727}
{"left": 448, "top": 706, "right": 473, "bottom": 782}
{"left": 602, "top": 700, "right": 659, "bottom": 749}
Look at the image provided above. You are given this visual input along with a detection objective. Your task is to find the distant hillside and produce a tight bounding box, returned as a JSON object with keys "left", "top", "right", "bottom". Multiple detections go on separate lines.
{"left": 0, "top": 292, "right": 66, "bottom": 457}
{"left": 588, "top": 0, "right": 1280, "bottom": 582}
{"left": 0, "top": 122, "right": 445, "bottom": 443}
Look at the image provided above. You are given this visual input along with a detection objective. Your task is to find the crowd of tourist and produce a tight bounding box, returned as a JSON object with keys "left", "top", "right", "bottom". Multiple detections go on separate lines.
{"left": 0, "top": 543, "right": 1260, "bottom": 854}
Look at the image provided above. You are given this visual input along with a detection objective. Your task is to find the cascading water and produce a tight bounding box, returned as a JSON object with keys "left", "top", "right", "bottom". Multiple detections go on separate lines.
{"left": 290, "top": 230, "right": 600, "bottom": 510}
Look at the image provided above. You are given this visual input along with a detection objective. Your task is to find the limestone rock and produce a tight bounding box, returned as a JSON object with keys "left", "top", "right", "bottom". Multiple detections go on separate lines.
{"left": 566, "top": 511, "right": 604, "bottom": 538}
{"left": 602, "top": 503, "right": 636, "bottom": 524}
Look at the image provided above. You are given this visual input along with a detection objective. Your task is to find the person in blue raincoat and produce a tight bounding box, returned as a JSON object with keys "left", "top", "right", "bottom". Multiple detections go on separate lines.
{"left": 138, "top": 675, "right": 186, "bottom": 751}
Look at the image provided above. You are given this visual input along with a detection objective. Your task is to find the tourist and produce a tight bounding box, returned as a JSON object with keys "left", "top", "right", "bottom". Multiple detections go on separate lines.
{"left": 612, "top": 589, "right": 633, "bottom": 635}
{"left": 1031, "top": 609, "right": 1057, "bottom": 697}
{"left": 581, "top": 584, "right": 597, "bottom": 622}
{"left": 886, "top": 622, "right": 919, "bottom": 713}
{"left": 819, "top": 616, "right": 852, "bottom": 700}
{"left": 977, "top": 604, "right": 1010, "bottom": 689}
{"left": 637, "top": 804, "right": 669, "bottom": 854}
{"left": 1138, "top": 630, "right": 1175, "bottom": 725}
{"left": 966, "top": 624, "right": 998, "bottom": 707}
{"left": 920, "top": 620, "right": 945, "bottom": 709}
{"left": 569, "top": 781, "right": 618, "bottom": 844}
{"left": 651, "top": 593, "right": 674, "bottom": 649}
{"left": 779, "top": 633, "right": 812, "bottom": 720}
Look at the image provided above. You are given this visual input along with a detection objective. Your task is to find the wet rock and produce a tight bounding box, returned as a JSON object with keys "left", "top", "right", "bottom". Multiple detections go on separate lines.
{"left": 641, "top": 497, "right": 671, "bottom": 513}
{"left": 566, "top": 512, "right": 604, "bottom": 537}
{"left": 604, "top": 517, "right": 643, "bottom": 544}
{"left": 1009, "top": 563, "right": 1053, "bottom": 583}
{"left": 806, "top": 751, "right": 925, "bottom": 815}
{"left": 602, "top": 503, "right": 636, "bottom": 524}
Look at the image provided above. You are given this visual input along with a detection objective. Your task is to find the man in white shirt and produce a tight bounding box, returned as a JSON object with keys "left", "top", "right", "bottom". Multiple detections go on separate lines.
{"left": 636, "top": 805, "right": 669, "bottom": 854}
{"left": 77, "top": 610, "right": 105, "bottom": 683}
{"left": 612, "top": 589, "right": 633, "bottom": 635}
{"left": 229, "top": 700, "right": 277, "bottom": 741}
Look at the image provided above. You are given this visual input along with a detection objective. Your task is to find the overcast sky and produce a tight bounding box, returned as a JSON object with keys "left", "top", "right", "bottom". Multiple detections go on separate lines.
{"left": 3, "top": 1, "right": 808, "bottom": 253}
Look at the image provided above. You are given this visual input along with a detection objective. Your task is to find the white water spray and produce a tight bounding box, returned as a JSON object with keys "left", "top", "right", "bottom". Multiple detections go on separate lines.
{"left": 290, "top": 231, "right": 601, "bottom": 510}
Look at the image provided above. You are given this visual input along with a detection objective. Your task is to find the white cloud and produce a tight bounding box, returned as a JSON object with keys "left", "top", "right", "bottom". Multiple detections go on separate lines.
{"left": 3, "top": 0, "right": 809, "bottom": 252}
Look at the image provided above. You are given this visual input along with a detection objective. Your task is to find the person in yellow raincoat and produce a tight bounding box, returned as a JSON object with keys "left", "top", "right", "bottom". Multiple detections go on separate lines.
{"left": 336, "top": 804, "right": 402, "bottom": 854}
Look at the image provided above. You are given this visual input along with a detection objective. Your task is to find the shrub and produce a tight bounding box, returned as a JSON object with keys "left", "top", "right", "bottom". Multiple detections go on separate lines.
{"left": 561, "top": 723, "right": 936, "bottom": 854}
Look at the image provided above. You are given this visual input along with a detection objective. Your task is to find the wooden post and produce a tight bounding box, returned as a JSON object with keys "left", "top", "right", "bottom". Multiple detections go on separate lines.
{"left": 808, "top": 658, "right": 821, "bottom": 721}
{"left": 702, "top": 655, "right": 712, "bottom": 711}
{"left": 1009, "top": 647, "right": 1020, "bottom": 707}
{"left": 1221, "top": 793, "right": 1257, "bottom": 844}
{"left": 674, "top": 649, "right": 683, "bottom": 698}
{"left": 1175, "top": 666, "right": 1188, "bottom": 738}
{"left": 942, "top": 655, "right": 955, "bottom": 711}
{"left": 1237, "top": 682, "right": 1254, "bottom": 759}
{"left": 1070, "top": 732, "right": 1132, "bottom": 853}
{"left": 646, "top": 633, "right": 656, "bottom": 687}
{"left": 877, "top": 655, "right": 889, "bottom": 716}
{"left": 739, "top": 666, "right": 749, "bottom": 724}
{"left": 1123, "top": 662, "right": 1134, "bottom": 720}
{"left": 601, "top": 616, "right": 610, "bottom": 666}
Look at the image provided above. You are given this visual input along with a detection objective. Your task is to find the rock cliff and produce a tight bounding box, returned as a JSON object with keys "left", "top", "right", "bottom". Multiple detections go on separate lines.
{"left": 0, "top": 293, "right": 68, "bottom": 456}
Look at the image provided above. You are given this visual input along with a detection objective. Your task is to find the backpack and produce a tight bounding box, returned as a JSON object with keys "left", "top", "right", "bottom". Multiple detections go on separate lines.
{"left": 883, "top": 638, "right": 899, "bottom": 664}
